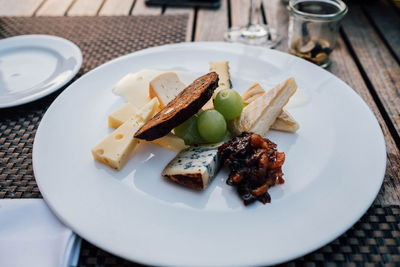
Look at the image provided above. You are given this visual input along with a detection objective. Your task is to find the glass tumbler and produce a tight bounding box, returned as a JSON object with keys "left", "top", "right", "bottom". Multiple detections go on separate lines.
{"left": 288, "top": 0, "right": 348, "bottom": 68}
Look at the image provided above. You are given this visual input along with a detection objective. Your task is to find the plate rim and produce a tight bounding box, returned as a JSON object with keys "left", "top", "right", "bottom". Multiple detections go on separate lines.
{"left": 32, "top": 41, "right": 387, "bottom": 266}
{"left": 0, "top": 34, "right": 83, "bottom": 108}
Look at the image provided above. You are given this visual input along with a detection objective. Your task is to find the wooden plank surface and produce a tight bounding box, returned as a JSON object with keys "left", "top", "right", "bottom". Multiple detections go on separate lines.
{"left": 131, "top": 0, "right": 161, "bottom": 15}
{"left": 195, "top": 0, "right": 228, "bottom": 41}
{"left": 99, "top": 0, "right": 134, "bottom": 15}
{"left": 164, "top": 7, "right": 194, "bottom": 42}
{"left": 342, "top": 6, "right": 400, "bottom": 142}
{"left": 68, "top": 0, "right": 104, "bottom": 16}
{"left": 230, "top": 0, "right": 251, "bottom": 26}
{"left": 329, "top": 39, "right": 400, "bottom": 206}
{"left": 36, "top": 0, "right": 74, "bottom": 16}
{"left": 363, "top": 0, "right": 400, "bottom": 62}
{"left": 0, "top": 0, "right": 43, "bottom": 16}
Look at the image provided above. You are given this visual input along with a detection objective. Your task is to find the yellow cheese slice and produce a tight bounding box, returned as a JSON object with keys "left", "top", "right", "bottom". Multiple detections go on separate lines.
{"left": 91, "top": 98, "right": 160, "bottom": 170}
{"left": 203, "top": 61, "right": 231, "bottom": 110}
{"left": 108, "top": 102, "right": 186, "bottom": 151}
{"left": 108, "top": 103, "right": 138, "bottom": 129}
{"left": 149, "top": 133, "right": 188, "bottom": 151}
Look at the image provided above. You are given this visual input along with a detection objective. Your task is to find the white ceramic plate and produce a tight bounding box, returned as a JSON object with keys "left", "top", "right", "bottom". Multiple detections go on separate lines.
{"left": 0, "top": 35, "right": 82, "bottom": 108}
{"left": 33, "top": 42, "right": 386, "bottom": 266}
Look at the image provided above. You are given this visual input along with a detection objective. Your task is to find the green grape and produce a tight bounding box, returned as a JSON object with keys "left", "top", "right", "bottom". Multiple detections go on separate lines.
{"left": 213, "top": 89, "right": 244, "bottom": 121}
{"left": 174, "top": 116, "right": 204, "bottom": 145}
{"left": 197, "top": 110, "right": 227, "bottom": 143}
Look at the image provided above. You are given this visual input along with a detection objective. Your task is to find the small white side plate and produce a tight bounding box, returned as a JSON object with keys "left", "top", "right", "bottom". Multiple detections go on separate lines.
{"left": 0, "top": 35, "right": 82, "bottom": 108}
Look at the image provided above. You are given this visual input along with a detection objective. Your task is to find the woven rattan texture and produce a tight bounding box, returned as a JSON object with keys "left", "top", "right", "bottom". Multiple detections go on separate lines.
{"left": 0, "top": 15, "right": 187, "bottom": 198}
{"left": 77, "top": 206, "right": 400, "bottom": 266}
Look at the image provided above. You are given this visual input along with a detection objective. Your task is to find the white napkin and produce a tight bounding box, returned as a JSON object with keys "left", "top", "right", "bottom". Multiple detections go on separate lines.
{"left": 0, "top": 199, "right": 81, "bottom": 267}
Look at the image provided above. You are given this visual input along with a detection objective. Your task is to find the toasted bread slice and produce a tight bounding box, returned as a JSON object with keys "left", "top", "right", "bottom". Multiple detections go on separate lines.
{"left": 231, "top": 78, "right": 297, "bottom": 136}
{"left": 134, "top": 72, "right": 219, "bottom": 141}
{"left": 149, "top": 72, "right": 186, "bottom": 108}
{"left": 203, "top": 61, "right": 231, "bottom": 110}
{"left": 242, "top": 82, "right": 299, "bottom": 133}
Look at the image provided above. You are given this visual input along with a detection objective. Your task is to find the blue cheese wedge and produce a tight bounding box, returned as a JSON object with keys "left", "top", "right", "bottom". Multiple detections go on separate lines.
{"left": 162, "top": 143, "right": 222, "bottom": 190}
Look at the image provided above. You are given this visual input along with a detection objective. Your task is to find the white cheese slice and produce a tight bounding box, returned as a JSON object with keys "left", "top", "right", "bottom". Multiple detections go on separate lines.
{"left": 91, "top": 98, "right": 160, "bottom": 170}
{"left": 162, "top": 143, "right": 221, "bottom": 190}
{"left": 270, "top": 109, "right": 300, "bottom": 133}
{"left": 231, "top": 78, "right": 297, "bottom": 136}
{"left": 113, "top": 69, "right": 164, "bottom": 108}
{"left": 112, "top": 69, "right": 195, "bottom": 109}
{"left": 149, "top": 72, "right": 186, "bottom": 108}
{"left": 241, "top": 83, "right": 300, "bottom": 133}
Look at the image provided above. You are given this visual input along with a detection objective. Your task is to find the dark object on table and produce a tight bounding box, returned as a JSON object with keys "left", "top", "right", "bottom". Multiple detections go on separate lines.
{"left": 219, "top": 132, "right": 285, "bottom": 205}
{"left": 145, "top": 0, "right": 221, "bottom": 8}
{"left": 134, "top": 72, "right": 219, "bottom": 141}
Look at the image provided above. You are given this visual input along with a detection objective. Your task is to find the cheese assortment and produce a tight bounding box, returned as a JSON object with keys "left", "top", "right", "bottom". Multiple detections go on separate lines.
{"left": 91, "top": 98, "right": 160, "bottom": 170}
{"left": 92, "top": 60, "right": 300, "bottom": 196}
{"left": 162, "top": 143, "right": 221, "bottom": 190}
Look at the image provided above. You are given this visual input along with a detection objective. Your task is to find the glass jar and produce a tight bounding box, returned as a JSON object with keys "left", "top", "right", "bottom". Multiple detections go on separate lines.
{"left": 288, "top": 0, "right": 348, "bottom": 68}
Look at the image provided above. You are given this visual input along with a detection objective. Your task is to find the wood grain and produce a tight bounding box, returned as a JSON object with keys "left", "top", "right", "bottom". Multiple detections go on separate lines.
{"left": 342, "top": 6, "right": 400, "bottom": 142}
{"left": 230, "top": 0, "right": 251, "bottom": 26}
{"left": 36, "top": 0, "right": 74, "bottom": 16}
{"left": 195, "top": 0, "right": 228, "bottom": 41}
{"left": 164, "top": 7, "right": 194, "bottom": 42}
{"left": 0, "top": 0, "right": 43, "bottom": 16}
{"left": 99, "top": 0, "right": 134, "bottom": 15}
{"left": 329, "top": 38, "right": 400, "bottom": 206}
{"left": 363, "top": 0, "right": 400, "bottom": 62}
{"left": 68, "top": 0, "right": 104, "bottom": 16}
{"left": 131, "top": 0, "right": 161, "bottom": 15}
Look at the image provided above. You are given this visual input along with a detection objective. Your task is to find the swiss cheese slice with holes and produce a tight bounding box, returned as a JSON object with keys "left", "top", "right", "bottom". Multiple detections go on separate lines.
{"left": 91, "top": 98, "right": 160, "bottom": 170}
{"left": 242, "top": 82, "right": 300, "bottom": 133}
{"left": 203, "top": 61, "right": 231, "bottom": 110}
{"left": 107, "top": 103, "right": 187, "bottom": 151}
{"left": 231, "top": 78, "right": 298, "bottom": 136}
